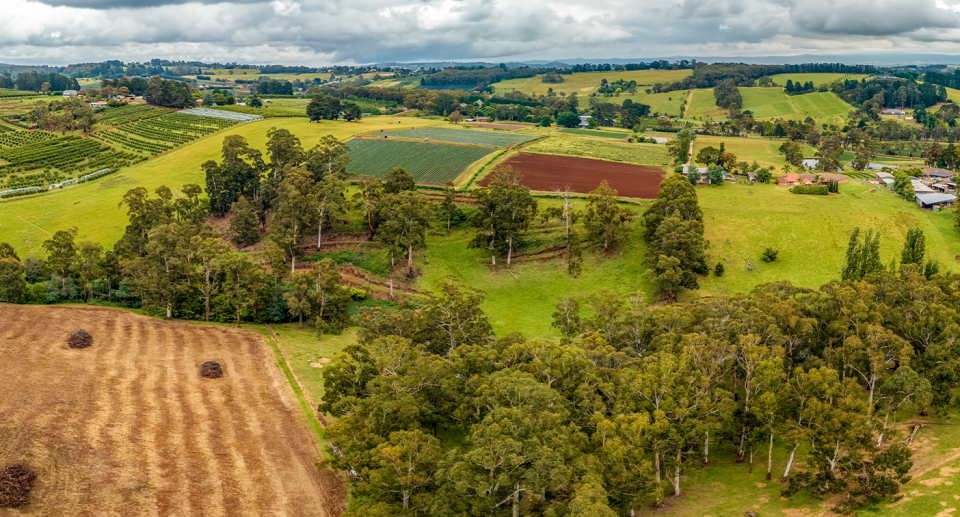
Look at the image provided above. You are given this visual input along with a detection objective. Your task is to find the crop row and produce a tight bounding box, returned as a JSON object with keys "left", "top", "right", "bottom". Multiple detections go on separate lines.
{"left": 116, "top": 113, "right": 237, "bottom": 146}
{"left": 377, "top": 128, "right": 533, "bottom": 148}
{"left": 184, "top": 107, "right": 266, "bottom": 122}
{"left": 0, "top": 130, "right": 56, "bottom": 149}
{"left": 346, "top": 139, "right": 496, "bottom": 184}
{"left": 0, "top": 136, "right": 141, "bottom": 175}
{"left": 97, "top": 105, "right": 170, "bottom": 125}
{"left": 91, "top": 130, "right": 173, "bottom": 155}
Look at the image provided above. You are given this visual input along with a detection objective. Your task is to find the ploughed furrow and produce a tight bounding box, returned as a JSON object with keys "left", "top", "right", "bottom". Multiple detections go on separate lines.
{"left": 0, "top": 305, "right": 338, "bottom": 516}
{"left": 208, "top": 327, "right": 285, "bottom": 514}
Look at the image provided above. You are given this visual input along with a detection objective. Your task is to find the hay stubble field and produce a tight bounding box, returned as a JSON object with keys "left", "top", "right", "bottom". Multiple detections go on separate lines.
{"left": 0, "top": 305, "right": 344, "bottom": 516}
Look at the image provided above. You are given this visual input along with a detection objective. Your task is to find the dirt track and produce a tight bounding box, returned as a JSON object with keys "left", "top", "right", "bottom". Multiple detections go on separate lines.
{"left": 482, "top": 152, "right": 666, "bottom": 198}
{"left": 0, "top": 305, "right": 345, "bottom": 516}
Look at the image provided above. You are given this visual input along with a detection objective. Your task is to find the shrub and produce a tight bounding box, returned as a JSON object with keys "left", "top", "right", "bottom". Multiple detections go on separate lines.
{"left": 792, "top": 186, "right": 829, "bottom": 195}
{"left": 715, "top": 262, "right": 725, "bottom": 276}
{"left": 762, "top": 247, "right": 779, "bottom": 262}
{"left": 349, "top": 288, "right": 368, "bottom": 300}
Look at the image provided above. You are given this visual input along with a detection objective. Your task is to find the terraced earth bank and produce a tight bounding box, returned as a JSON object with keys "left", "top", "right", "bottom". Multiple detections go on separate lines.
{"left": 0, "top": 305, "right": 345, "bottom": 516}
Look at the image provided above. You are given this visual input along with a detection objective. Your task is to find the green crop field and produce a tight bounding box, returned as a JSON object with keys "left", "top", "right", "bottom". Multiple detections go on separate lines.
{"left": 791, "top": 91, "right": 852, "bottom": 119}
{"left": 768, "top": 73, "right": 868, "bottom": 86}
{"left": 559, "top": 128, "right": 633, "bottom": 139}
{"left": 524, "top": 134, "right": 672, "bottom": 167}
{"left": 375, "top": 127, "right": 533, "bottom": 147}
{"left": 346, "top": 139, "right": 495, "bottom": 184}
{"left": 95, "top": 105, "right": 170, "bottom": 126}
{"left": 739, "top": 87, "right": 798, "bottom": 118}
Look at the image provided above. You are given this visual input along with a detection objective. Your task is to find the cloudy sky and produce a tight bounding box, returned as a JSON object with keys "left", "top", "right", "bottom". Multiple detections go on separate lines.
{"left": 4, "top": 0, "right": 960, "bottom": 65}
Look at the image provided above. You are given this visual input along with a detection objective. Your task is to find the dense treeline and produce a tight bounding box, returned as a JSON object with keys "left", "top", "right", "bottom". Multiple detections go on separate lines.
{"left": 0, "top": 71, "right": 80, "bottom": 92}
{"left": 144, "top": 75, "right": 193, "bottom": 108}
{"left": 833, "top": 78, "right": 945, "bottom": 110}
{"left": 322, "top": 252, "right": 950, "bottom": 515}
{"left": 421, "top": 66, "right": 551, "bottom": 88}
{"left": 99, "top": 76, "right": 150, "bottom": 96}
{"left": 922, "top": 70, "right": 960, "bottom": 90}
{"left": 255, "top": 79, "right": 294, "bottom": 95}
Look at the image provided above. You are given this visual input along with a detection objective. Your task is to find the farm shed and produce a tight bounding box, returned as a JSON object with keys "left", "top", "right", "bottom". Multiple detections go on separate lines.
{"left": 882, "top": 178, "right": 895, "bottom": 188}
{"left": 653, "top": 137, "right": 669, "bottom": 144}
{"left": 875, "top": 172, "right": 895, "bottom": 182}
{"left": 934, "top": 183, "right": 953, "bottom": 192}
{"left": 916, "top": 192, "right": 957, "bottom": 209}
{"left": 923, "top": 168, "right": 956, "bottom": 179}
{"left": 881, "top": 108, "right": 906, "bottom": 116}
{"left": 912, "top": 179, "right": 936, "bottom": 194}
{"left": 578, "top": 116, "right": 592, "bottom": 128}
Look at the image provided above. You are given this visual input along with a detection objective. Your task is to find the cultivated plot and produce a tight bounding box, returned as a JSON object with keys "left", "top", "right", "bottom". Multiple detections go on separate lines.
{"left": 346, "top": 138, "right": 496, "bottom": 184}
{"left": 0, "top": 305, "right": 344, "bottom": 516}
{"left": 374, "top": 127, "right": 532, "bottom": 147}
{"left": 483, "top": 152, "right": 665, "bottom": 198}
{"left": 739, "top": 87, "right": 797, "bottom": 118}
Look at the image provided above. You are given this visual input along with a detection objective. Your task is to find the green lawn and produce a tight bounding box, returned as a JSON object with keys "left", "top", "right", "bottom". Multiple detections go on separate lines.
{"left": 693, "top": 135, "right": 815, "bottom": 170}
{"left": 559, "top": 128, "right": 633, "bottom": 139}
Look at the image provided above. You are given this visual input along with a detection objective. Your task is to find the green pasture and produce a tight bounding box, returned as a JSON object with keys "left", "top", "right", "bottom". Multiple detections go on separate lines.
{"left": 490, "top": 69, "right": 693, "bottom": 97}
{"left": 346, "top": 139, "right": 496, "bottom": 184}
{"left": 524, "top": 134, "right": 672, "bottom": 167}
{"left": 581, "top": 90, "right": 689, "bottom": 116}
{"left": 739, "top": 87, "right": 798, "bottom": 119}
{"left": 767, "top": 73, "right": 868, "bottom": 87}
{"left": 696, "top": 181, "right": 960, "bottom": 296}
{"left": 685, "top": 88, "right": 729, "bottom": 120}
{"left": 791, "top": 92, "right": 852, "bottom": 120}
{"left": 0, "top": 117, "right": 450, "bottom": 257}
{"left": 693, "top": 135, "right": 815, "bottom": 170}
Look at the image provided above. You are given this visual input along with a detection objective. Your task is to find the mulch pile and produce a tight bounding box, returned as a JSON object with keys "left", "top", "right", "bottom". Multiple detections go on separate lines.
{"left": 67, "top": 330, "right": 93, "bottom": 349}
{"left": 0, "top": 464, "right": 37, "bottom": 508}
{"left": 200, "top": 361, "right": 223, "bottom": 379}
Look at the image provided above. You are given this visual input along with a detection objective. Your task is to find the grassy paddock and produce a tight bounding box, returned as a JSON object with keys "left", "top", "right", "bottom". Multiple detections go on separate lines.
{"left": 523, "top": 134, "right": 672, "bottom": 167}
{"left": 685, "top": 88, "right": 729, "bottom": 121}
{"left": 692, "top": 135, "right": 815, "bottom": 170}
{"left": 491, "top": 69, "right": 693, "bottom": 97}
{"left": 768, "top": 73, "right": 868, "bottom": 87}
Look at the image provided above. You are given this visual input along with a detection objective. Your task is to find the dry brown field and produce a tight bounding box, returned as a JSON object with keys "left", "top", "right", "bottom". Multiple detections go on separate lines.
{"left": 0, "top": 305, "right": 345, "bottom": 516}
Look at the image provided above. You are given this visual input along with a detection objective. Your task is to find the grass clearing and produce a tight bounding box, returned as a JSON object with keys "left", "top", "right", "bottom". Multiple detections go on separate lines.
{"left": 346, "top": 139, "right": 496, "bottom": 184}
{"left": 791, "top": 91, "right": 852, "bottom": 120}
{"left": 695, "top": 181, "right": 960, "bottom": 295}
{"left": 692, "top": 135, "right": 814, "bottom": 170}
{"left": 580, "top": 90, "right": 689, "bottom": 116}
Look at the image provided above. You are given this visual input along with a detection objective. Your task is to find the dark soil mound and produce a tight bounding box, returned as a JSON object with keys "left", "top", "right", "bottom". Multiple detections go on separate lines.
{"left": 200, "top": 361, "right": 223, "bottom": 379}
{"left": 0, "top": 464, "right": 37, "bottom": 508}
{"left": 67, "top": 329, "right": 93, "bottom": 349}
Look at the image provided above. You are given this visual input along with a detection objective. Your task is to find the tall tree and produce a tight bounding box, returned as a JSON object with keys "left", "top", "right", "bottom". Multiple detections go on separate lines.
{"left": 203, "top": 135, "right": 266, "bottom": 216}
{"left": 265, "top": 127, "right": 305, "bottom": 178}
{"left": 124, "top": 222, "right": 197, "bottom": 319}
{"left": 315, "top": 172, "right": 349, "bottom": 250}
{"left": 0, "top": 256, "right": 26, "bottom": 303}
{"left": 220, "top": 253, "right": 269, "bottom": 327}
{"left": 304, "top": 135, "right": 352, "bottom": 181}
{"left": 43, "top": 227, "right": 78, "bottom": 290}
{"left": 190, "top": 228, "right": 230, "bottom": 322}
{"left": 583, "top": 181, "right": 631, "bottom": 251}
{"left": 229, "top": 196, "right": 260, "bottom": 247}
{"left": 376, "top": 191, "right": 435, "bottom": 268}
{"left": 469, "top": 167, "right": 538, "bottom": 267}
{"left": 901, "top": 227, "right": 925, "bottom": 267}
{"left": 270, "top": 167, "right": 318, "bottom": 273}
{"left": 73, "top": 241, "right": 104, "bottom": 303}
{"left": 383, "top": 166, "right": 416, "bottom": 194}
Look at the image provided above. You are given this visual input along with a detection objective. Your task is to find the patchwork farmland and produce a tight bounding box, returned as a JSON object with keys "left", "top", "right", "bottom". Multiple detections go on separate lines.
{"left": 0, "top": 305, "right": 344, "bottom": 516}
{"left": 346, "top": 138, "right": 496, "bottom": 184}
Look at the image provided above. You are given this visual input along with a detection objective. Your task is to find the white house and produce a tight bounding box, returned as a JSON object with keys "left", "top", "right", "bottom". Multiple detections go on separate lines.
{"left": 577, "top": 115, "right": 592, "bottom": 129}
{"left": 63, "top": 90, "right": 79, "bottom": 98}
{"left": 882, "top": 108, "right": 906, "bottom": 116}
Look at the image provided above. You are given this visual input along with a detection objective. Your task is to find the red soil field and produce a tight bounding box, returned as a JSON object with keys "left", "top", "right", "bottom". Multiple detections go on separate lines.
{"left": 481, "top": 153, "right": 666, "bottom": 198}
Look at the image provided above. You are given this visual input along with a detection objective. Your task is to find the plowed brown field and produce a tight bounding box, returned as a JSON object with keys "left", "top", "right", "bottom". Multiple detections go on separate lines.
{"left": 0, "top": 305, "right": 345, "bottom": 517}
{"left": 482, "top": 152, "right": 666, "bottom": 198}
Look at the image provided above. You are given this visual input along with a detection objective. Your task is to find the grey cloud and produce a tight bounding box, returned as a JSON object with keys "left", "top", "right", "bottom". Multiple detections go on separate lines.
{"left": 31, "top": 0, "right": 263, "bottom": 7}
{"left": 790, "top": 0, "right": 959, "bottom": 35}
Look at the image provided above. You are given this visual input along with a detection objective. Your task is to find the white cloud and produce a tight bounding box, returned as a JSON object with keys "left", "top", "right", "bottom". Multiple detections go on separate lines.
{"left": 4, "top": 0, "right": 960, "bottom": 65}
